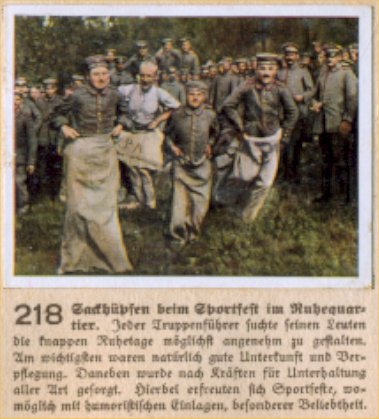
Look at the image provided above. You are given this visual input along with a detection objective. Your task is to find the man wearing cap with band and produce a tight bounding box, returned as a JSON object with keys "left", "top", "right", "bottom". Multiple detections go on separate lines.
{"left": 311, "top": 43, "right": 358, "bottom": 203}
{"left": 15, "top": 77, "right": 42, "bottom": 135}
{"left": 117, "top": 61, "right": 180, "bottom": 210}
{"left": 216, "top": 53, "right": 298, "bottom": 222}
{"left": 155, "top": 38, "right": 181, "bottom": 74}
{"left": 278, "top": 42, "right": 315, "bottom": 182}
{"left": 161, "top": 67, "right": 186, "bottom": 105}
{"left": 110, "top": 56, "right": 134, "bottom": 87}
{"left": 165, "top": 81, "right": 218, "bottom": 244}
{"left": 52, "top": 55, "right": 133, "bottom": 274}
{"left": 35, "top": 78, "right": 64, "bottom": 199}
{"left": 179, "top": 37, "right": 200, "bottom": 79}
{"left": 125, "top": 40, "right": 156, "bottom": 80}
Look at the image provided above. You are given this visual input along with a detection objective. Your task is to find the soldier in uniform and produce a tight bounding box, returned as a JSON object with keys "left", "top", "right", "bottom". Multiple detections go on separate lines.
{"left": 211, "top": 58, "right": 239, "bottom": 115}
{"left": 161, "top": 67, "right": 186, "bottom": 105}
{"left": 35, "top": 78, "right": 64, "bottom": 199}
{"left": 348, "top": 43, "right": 359, "bottom": 76}
{"left": 235, "top": 58, "right": 249, "bottom": 84}
{"left": 214, "top": 53, "right": 299, "bottom": 222}
{"left": 179, "top": 37, "right": 200, "bottom": 79}
{"left": 311, "top": 44, "right": 358, "bottom": 202}
{"left": 277, "top": 42, "right": 315, "bottom": 182}
{"left": 105, "top": 48, "right": 117, "bottom": 71}
{"left": 110, "top": 56, "right": 134, "bottom": 87}
{"left": 14, "top": 92, "right": 38, "bottom": 215}
{"left": 52, "top": 55, "right": 133, "bottom": 274}
{"left": 125, "top": 40, "right": 156, "bottom": 80}
{"left": 15, "top": 78, "right": 42, "bottom": 135}
{"left": 165, "top": 81, "right": 218, "bottom": 244}
{"left": 116, "top": 61, "right": 180, "bottom": 210}
{"left": 155, "top": 38, "right": 181, "bottom": 74}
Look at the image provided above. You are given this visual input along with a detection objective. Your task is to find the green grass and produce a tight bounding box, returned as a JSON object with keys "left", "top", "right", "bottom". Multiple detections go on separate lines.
{"left": 15, "top": 168, "right": 358, "bottom": 277}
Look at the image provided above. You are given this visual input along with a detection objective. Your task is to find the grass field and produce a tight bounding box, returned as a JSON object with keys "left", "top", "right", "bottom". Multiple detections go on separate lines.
{"left": 15, "top": 142, "right": 358, "bottom": 277}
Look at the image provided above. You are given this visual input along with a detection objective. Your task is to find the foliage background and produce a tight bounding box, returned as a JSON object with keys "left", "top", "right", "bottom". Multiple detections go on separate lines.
{"left": 16, "top": 16, "right": 358, "bottom": 86}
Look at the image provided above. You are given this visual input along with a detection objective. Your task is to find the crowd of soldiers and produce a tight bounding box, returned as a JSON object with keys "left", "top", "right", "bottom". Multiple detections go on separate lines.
{"left": 14, "top": 36, "right": 358, "bottom": 272}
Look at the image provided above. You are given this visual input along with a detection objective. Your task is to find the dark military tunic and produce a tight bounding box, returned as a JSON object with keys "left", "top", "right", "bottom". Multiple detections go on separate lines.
{"left": 15, "top": 108, "right": 37, "bottom": 209}
{"left": 155, "top": 48, "right": 181, "bottom": 72}
{"left": 222, "top": 79, "right": 299, "bottom": 139}
{"left": 180, "top": 51, "right": 200, "bottom": 76}
{"left": 22, "top": 97, "right": 42, "bottom": 134}
{"left": 211, "top": 72, "right": 239, "bottom": 113}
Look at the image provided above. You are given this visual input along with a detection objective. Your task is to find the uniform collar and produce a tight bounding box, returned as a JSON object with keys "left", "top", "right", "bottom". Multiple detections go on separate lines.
{"left": 255, "top": 81, "right": 275, "bottom": 91}
{"left": 184, "top": 105, "right": 204, "bottom": 116}
{"left": 85, "top": 83, "right": 110, "bottom": 96}
{"left": 328, "top": 63, "right": 342, "bottom": 73}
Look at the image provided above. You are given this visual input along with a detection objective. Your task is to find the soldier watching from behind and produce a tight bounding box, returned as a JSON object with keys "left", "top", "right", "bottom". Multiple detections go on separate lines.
{"left": 125, "top": 40, "right": 156, "bottom": 80}
{"left": 277, "top": 42, "right": 315, "bottom": 182}
{"left": 161, "top": 67, "right": 186, "bottom": 105}
{"left": 14, "top": 92, "right": 37, "bottom": 215}
{"left": 110, "top": 56, "right": 134, "bottom": 87}
{"left": 15, "top": 78, "right": 42, "bottom": 135}
{"left": 35, "top": 78, "right": 64, "bottom": 200}
{"left": 310, "top": 44, "right": 358, "bottom": 203}
{"left": 155, "top": 38, "right": 181, "bottom": 74}
{"left": 179, "top": 37, "right": 200, "bottom": 79}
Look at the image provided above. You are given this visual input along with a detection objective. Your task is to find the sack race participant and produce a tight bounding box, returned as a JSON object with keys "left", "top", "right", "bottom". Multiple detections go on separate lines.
{"left": 116, "top": 61, "right": 180, "bottom": 210}
{"left": 214, "top": 53, "right": 299, "bottom": 222}
{"left": 52, "top": 55, "right": 133, "bottom": 274}
{"left": 165, "top": 81, "right": 218, "bottom": 244}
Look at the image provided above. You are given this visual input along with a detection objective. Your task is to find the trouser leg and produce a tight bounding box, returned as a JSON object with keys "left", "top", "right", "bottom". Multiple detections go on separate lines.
{"left": 169, "top": 175, "right": 190, "bottom": 242}
{"left": 15, "top": 165, "right": 29, "bottom": 210}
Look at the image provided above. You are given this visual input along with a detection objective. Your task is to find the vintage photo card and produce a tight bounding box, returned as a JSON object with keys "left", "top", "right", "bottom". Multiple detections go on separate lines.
{"left": 1, "top": 2, "right": 378, "bottom": 419}
{"left": 1, "top": 4, "right": 374, "bottom": 288}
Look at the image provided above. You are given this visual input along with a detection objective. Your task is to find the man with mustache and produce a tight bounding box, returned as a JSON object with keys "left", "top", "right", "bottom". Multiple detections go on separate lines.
{"left": 52, "top": 55, "right": 133, "bottom": 274}
{"left": 214, "top": 53, "right": 298, "bottom": 222}
{"left": 117, "top": 61, "right": 180, "bottom": 210}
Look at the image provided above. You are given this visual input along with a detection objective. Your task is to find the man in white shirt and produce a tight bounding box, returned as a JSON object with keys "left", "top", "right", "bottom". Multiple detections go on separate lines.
{"left": 117, "top": 61, "right": 180, "bottom": 209}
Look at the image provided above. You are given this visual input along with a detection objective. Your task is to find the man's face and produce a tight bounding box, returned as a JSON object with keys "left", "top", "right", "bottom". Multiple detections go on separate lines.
{"left": 139, "top": 66, "right": 156, "bottom": 91}
{"left": 256, "top": 63, "right": 278, "bottom": 84}
{"left": 29, "top": 87, "right": 41, "bottom": 101}
{"left": 138, "top": 46, "right": 148, "bottom": 58}
{"left": 238, "top": 62, "right": 247, "bottom": 73}
{"left": 326, "top": 52, "right": 340, "bottom": 68}
{"left": 187, "top": 89, "right": 205, "bottom": 109}
{"left": 164, "top": 41, "right": 173, "bottom": 52}
{"left": 209, "top": 66, "right": 217, "bottom": 78}
{"left": 181, "top": 41, "right": 190, "bottom": 53}
{"left": 285, "top": 51, "right": 299, "bottom": 66}
{"left": 14, "top": 95, "right": 22, "bottom": 112}
{"left": 88, "top": 66, "right": 110, "bottom": 90}
{"left": 45, "top": 85, "right": 57, "bottom": 98}
{"left": 106, "top": 51, "right": 115, "bottom": 63}
{"left": 350, "top": 49, "right": 358, "bottom": 62}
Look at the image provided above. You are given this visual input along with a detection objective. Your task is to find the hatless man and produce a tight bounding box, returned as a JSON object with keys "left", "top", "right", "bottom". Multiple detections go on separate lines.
{"left": 117, "top": 61, "right": 180, "bottom": 210}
